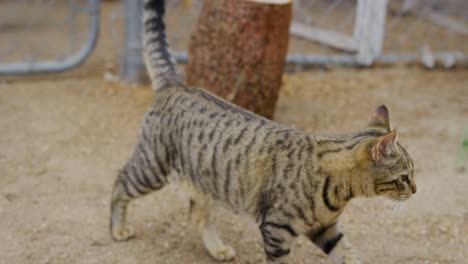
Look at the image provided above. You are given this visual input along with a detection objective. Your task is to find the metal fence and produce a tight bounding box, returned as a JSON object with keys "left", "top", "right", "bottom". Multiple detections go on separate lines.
{"left": 0, "top": 0, "right": 99, "bottom": 75}
{"left": 122, "top": 0, "right": 468, "bottom": 80}
{"left": 288, "top": 0, "right": 468, "bottom": 67}
{"left": 0, "top": 0, "right": 467, "bottom": 77}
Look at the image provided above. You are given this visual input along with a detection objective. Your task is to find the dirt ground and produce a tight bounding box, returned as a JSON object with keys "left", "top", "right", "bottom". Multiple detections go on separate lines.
{"left": 1, "top": 2, "right": 468, "bottom": 264}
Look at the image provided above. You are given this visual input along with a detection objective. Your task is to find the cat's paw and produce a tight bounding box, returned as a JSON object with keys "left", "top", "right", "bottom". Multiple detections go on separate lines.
{"left": 330, "top": 249, "right": 362, "bottom": 264}
{"left": 340, "top": 253, "right": 362, "bottom": 264}
{"left": 111, "top": 225, "right": 135, "bottom": 241}
{"left": 210, "top": 245, "right": 236, "bottom": 262}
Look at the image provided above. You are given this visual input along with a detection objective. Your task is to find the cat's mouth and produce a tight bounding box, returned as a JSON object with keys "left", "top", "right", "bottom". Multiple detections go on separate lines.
{"left": 397, "top": 194, "right": 410, "bottom": 201}
{"left": 386, "top": 193, "right": 411, "bottom": 202}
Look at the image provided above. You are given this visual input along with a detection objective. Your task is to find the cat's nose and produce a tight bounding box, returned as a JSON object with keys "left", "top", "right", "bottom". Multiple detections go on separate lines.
{"left": 410, "top": 183, "right": 417, "bottom": 194}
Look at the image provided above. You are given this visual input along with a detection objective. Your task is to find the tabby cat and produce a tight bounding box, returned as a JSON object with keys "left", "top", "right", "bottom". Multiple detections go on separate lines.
{"left": 110, "top": 0, "right": 417, "bottom": 263}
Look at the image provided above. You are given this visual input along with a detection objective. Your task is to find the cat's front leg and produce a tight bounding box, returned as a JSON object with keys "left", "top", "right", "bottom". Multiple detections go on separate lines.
{"left": 189, "top": 196, "right": 236, "bottom": 262}
{"left": 259, "top": 220, "right": 298, "bottom": 264}
{"left": 307, "top": 223, "right": 361, "bottom": 264}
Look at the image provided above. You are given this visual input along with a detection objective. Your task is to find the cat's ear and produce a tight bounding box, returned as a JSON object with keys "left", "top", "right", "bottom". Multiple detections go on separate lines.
{"left": 371, "top": 130, "right": 398, "bottom": 162}
{"left": 368, "top": 105, "right": 391, "bottom": 131}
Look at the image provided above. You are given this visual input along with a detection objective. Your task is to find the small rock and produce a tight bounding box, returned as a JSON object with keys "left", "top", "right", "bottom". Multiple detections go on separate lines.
{"left": 35, "top": 168, "right": 48, "bottom": 176}
{"left": 4, "top": 193, "right": 16, "bottom": 202}
{"left": 107, "top": 88, "right": 116, "bottom": 96}
{"left": 438, "top": 225, "right": 448, "bottom": 233}
{"left": 91, "top": 241, "right": 103, "bottom": 247}
{"left": 104, "top": 71, "right": 119, "bottom": 83}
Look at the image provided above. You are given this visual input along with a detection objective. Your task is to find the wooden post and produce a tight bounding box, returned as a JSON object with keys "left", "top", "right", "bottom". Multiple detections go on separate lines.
{"left": 186, "top": 0, "right": 292, "bottom": 119}
{"left": 354, "top": 0, "right": 388, "bottom": 66}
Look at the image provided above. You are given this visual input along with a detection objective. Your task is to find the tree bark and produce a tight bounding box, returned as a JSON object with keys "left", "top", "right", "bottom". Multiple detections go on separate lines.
{"left": 186, "top": 0, "right": 292, "bottom": 119}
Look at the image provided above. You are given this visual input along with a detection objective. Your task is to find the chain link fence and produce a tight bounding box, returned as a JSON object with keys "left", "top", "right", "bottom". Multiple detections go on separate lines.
{"left": 0, "top": 0, "right": 466, "bottom": 76}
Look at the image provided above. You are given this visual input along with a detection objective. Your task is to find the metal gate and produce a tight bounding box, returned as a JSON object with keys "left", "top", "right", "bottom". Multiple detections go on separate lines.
{"left": 0, "top": 0, "right": 100, "bottom": 75}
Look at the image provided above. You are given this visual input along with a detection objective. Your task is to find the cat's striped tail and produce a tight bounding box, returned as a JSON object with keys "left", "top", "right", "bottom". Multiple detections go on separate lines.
{"left": 143, "top": 0, "right": 182, "bottom": 92}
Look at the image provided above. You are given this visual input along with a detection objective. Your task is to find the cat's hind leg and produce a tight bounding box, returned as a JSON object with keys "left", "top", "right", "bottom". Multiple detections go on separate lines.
{"left": 110, "top": 176, "right": 136, "bottom": 241}
{"left": 189, "top": 195, "right": 236, "bottom": 262}
{"left": 110, "top": 143, "right": 167, "bottom": 241}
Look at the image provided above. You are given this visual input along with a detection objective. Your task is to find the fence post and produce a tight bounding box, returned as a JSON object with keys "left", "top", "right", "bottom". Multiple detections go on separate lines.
{"left": 120, "top": 0, "right": 148, "bottom": 84}
{"left": 354, "top": 0, "right": 388, "bottom": 66}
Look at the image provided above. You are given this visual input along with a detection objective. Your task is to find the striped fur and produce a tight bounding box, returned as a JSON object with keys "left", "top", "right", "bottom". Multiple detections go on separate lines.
{"left": 143, "top": 0, "right": 182, "bottom": 92}
{"left": 110, "top": 1, "right": 416, "bottom": 263}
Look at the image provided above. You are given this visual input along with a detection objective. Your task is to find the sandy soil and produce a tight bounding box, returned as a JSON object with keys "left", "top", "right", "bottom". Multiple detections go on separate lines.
{"left": 1, "top": 2, "right": 468, "bottom": 264}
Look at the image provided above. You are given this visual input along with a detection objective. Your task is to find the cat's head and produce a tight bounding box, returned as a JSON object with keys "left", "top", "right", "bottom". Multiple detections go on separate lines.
{"left": 366, "top": 105, "right": 416, "bottom": 201}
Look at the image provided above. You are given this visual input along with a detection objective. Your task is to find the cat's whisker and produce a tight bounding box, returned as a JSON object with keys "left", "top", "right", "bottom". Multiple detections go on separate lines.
{"left": 388, "top": 201, "right": 401, "bottom": 225}
{"left": 398, "top": 200, "right": 407, "bottom": 215}
{"left": 380, "top": 197, "right": 397, "bottom": 219}
{"left": 390, "top": 200, "right": 407, "bottom": 222}
{"left": 382, "top": 199, "right": 395, "bottom": 219}
{"left": 393, "top": 201, "right": 401, "bottom": 217}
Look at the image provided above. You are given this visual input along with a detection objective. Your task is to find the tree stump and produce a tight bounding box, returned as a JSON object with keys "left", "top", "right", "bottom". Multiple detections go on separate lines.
{"left": 186, "top": 0, "right": 292, "bottom": 119}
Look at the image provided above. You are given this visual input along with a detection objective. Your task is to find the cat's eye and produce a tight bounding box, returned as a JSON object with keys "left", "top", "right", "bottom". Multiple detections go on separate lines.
{"left": 401, "top": 174, "right": 409, "bottom": 183}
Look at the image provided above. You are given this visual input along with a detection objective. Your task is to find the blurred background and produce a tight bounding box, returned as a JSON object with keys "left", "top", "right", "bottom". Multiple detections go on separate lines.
{"left": 0, "top": 0, "right": 467, "bottom": 263}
